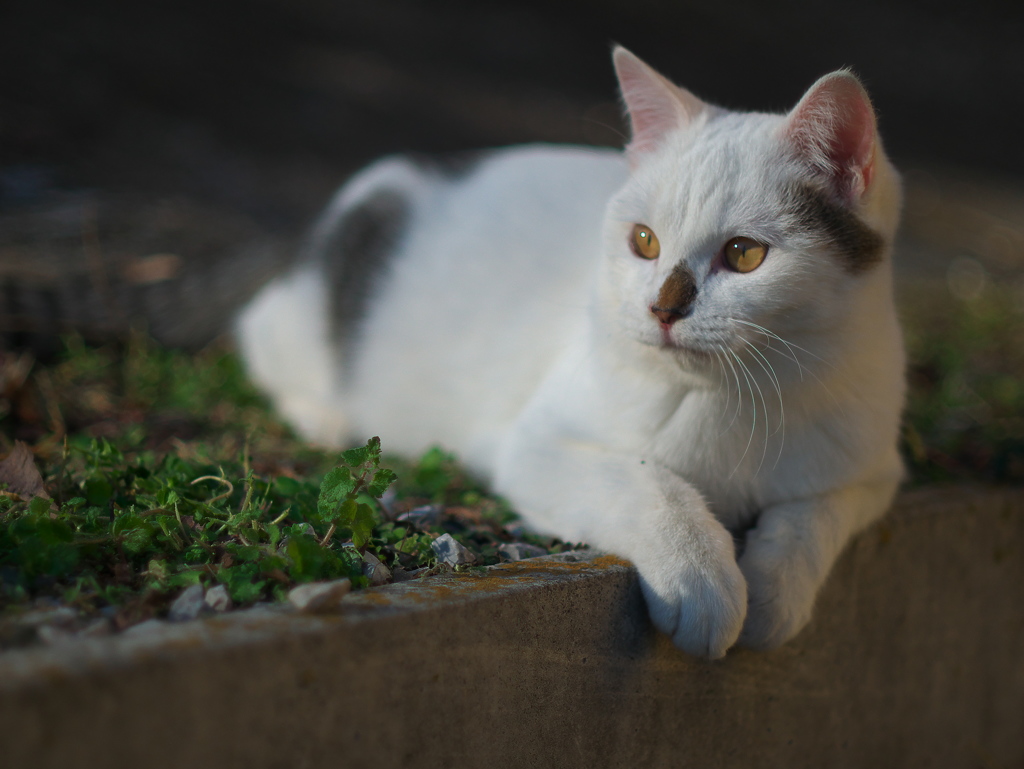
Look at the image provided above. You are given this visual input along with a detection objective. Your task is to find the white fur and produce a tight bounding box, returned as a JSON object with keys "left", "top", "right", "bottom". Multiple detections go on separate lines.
{"left": 237, "top": 49, "right": 905, "bottom": 658}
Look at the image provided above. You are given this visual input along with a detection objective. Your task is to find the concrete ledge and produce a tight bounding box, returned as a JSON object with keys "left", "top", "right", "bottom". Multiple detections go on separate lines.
{"left": 1, "top": 486, "right": 1022, "bottom": 768}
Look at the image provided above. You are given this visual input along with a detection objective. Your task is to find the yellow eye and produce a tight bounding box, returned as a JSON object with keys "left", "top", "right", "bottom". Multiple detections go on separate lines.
{"left": 724, "top": 236, "right": 768, "bottom": 273}
{"left": 630, "top": 224, "right": 660, "bottom": 260}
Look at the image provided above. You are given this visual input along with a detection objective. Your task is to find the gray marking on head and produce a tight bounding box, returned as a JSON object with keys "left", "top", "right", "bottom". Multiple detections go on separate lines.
{"left": 785, "top": 183, "right": 884, "bottom": 274}
{"left": 321, "top": 190, "right": 410, "bottom": 362}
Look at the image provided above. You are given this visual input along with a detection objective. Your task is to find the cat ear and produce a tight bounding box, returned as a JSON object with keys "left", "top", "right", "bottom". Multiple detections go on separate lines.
{"left": 613, "top": 46, "right": 706, "bottom": 159}
{"left": 784, "top": 71, "right": 877, "bottom": 203}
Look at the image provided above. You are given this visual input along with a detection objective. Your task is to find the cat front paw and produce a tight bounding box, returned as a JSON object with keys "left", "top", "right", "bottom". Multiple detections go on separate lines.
{"left": 636, "top": 539, "right": 747, "bottom": 659}
{"left": 737, "top": 545, "right": 816, "bottom": 650}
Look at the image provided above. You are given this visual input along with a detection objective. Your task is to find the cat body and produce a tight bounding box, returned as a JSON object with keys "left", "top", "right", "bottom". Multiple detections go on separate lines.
{"left": 238, "top": 48, "right": 905, "bottom": 658}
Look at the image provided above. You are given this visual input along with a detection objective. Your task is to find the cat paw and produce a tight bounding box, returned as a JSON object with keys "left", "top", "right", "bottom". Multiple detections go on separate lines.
{"left": 637, "top": 544, "right": 748, "bottom": 659}
{"left": 737, "top": 550, "right": 816, "bottom": 650}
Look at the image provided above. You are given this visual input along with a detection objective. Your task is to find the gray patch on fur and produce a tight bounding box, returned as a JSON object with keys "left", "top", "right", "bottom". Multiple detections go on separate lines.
{"left": 321, "top": 191, "right": 410, "bottom": 359}
{"left": 785, "top": 183, "right": 884, "bottom": 274}
{"left": 409, "top": 150, "right": 486, "bottom": 180}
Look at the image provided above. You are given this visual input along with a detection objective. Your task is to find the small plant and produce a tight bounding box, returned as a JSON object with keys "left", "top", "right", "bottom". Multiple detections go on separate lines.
{"left": 0, "top": 336, "right": 573, "bottom": 639}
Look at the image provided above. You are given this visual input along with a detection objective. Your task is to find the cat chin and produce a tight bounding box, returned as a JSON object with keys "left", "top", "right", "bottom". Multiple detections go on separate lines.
{"left": 647, "top": 337, "right": 722, "bottom": 377}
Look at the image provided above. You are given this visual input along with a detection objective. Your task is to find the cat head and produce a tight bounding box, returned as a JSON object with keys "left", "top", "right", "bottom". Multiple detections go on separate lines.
{"left": 601, "top": 47, "right": 901, "bottom": 380}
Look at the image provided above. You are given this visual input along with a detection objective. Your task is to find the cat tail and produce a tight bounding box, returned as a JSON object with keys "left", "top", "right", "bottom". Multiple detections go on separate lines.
{"left": 0, "top": 194, "right": 294, "bottom": 356}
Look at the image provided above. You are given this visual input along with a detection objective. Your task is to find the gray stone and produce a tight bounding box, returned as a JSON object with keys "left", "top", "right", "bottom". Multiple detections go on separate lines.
{"left": 36, "top": 624, "right": 73, "bottom": 646}
{"left": 378, "top": 487, "right": 398, "bottom": 520}
{"left": 361, "top": 552, "right": 392, "bottom": 586}
{"left": 15, "top": 607, "right": 77, "bottom": 628}
{"left": 497, "top": 543, "right": 548, "bottom": 562}
{"left": 397, "top": 505, "right": 443, "bottom": 529}
{"left": 287, "top": 578, "right": 352, "bottom": 613}
{"left": 203, "top": 585, "right": 233, "bottom": 613}
{"left": 430, "top": 533, "right": 475, "bottom": 567}
{"left": 78, "top": 618, "right": 112, "bottom": 638}
{"left": 168, "top": 584, "right": 206, "bottom": 622}
{"left": 122, "top": 618, "right": 167, "bottom": 637}
{"left": 391, "top": 567, "right": 429, "bottom": 583}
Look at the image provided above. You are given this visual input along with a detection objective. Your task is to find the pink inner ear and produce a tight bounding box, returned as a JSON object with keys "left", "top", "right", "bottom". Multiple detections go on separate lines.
{"left": 786, "top": 73, "right": 877, "bottom": 202}
{"left": 613, "top": 47, "right": 703, "bottom": 158}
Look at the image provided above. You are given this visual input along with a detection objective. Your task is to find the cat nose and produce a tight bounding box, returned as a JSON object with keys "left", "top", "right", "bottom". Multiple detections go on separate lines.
{"left": 651, "top": 305, "right": 692, "bottom": 325}
{"left": 652, "top": 264, "right": 697, "bottom": 326}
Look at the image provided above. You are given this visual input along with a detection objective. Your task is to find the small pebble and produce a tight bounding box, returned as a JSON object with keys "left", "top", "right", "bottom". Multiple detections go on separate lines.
{"left": 498, "top": 543, "right": 548, "bottom": 562}
{"left": 431, "top": 533, "right": 476, "bottom": 567}
{"left": 168, "top": 584, "right": 206, "bottom": 622}
{"left": 391, "top": 567, "right": 428, "bottom": 583}
{"left": 204, "top": 584, "right": 233, "bottom": 612}
{"left": 397, "top": 504, "right": 443, "bottom": 529}
{"left": 16, "top": 606, "right": 78, "bottom": 628}
{"left": 123, "top": 618, "right": 167, "bottom": 637}
{"left": 288, "top": 578, "right": 352, "bottom": 613}
{"left": 378, "top": 487, "right": 399, "bottom": 519}
{"left": 361, "top": 551, "right": 392, "bottom": 586}
{"left": 505, "top": 524, "right": 528, "bottom": 539}
{"left": 37, "top": 624, "right": 74, "bottom": 645}
{"left": 78, "top": 617, "right": 112, "bottom": 638}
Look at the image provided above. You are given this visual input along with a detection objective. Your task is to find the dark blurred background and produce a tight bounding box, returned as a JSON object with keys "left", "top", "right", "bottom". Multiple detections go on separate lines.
{"left": 1, "top": 1, "right": 1024, "bottom": 482}
{"left": 2, "top": 0, "right": 1023, "bottom": 228}
{"left": 1, "top": 0, "right": 1024, "bottom": 352}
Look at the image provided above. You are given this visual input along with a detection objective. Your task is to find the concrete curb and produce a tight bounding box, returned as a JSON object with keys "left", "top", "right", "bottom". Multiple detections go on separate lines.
{"left": 1, "top": 486, "right": 1022, "bottom": 768}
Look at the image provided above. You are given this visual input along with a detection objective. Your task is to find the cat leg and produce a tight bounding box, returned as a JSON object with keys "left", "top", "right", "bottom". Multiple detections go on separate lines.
{"left": 737, "top": 476, "right": 900, "bottom": 649}
{"left": 495, "top": 439, "right": 747, "bottom": 659}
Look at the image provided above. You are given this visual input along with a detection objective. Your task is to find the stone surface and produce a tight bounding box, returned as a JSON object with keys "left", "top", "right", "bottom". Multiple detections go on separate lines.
{"left": 430, "top": 533, "right": 475, "bottom": 566}
{"left": 204, "top": 585, "right": 233, "bottom": 613}
{"left": 167, "top": 584, "right": 206, "bottom": 622}
{"left": 287, "top": 578, "right": 352, "bottom": 613}
{"left": 0, "top": 487, "right": 1022, "bottom": 769}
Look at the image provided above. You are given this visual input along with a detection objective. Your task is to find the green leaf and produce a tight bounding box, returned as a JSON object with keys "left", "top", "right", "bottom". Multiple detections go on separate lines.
{"left": 27, "top": 496, "right": 50, "bottom": 516}
{"left": 273, "top": 476, "right": 301, "bottom": 497}
{"left": 318, "top": 467, "right": 356, "bottom": 518}
{"left": 285, "top": 534, "right": 336, "bottom": 583}
{"left": 367, "top": 468, "right": 397, "bottom": 498}
{"left": 266, "top": 523, "right": 282, "bottom": 546}
{"left": 350, "top": 503, "right": 377, "bottom": 550}
{"left": 84, "top": 478, "right": 113, "bottom": 506}
{"left": 341, "top": 436, "right": 381, "bottom": 468}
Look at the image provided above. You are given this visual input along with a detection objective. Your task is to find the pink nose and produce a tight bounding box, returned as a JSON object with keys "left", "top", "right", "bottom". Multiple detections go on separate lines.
{"left": 651, "top": 305, "right": 690, "bottom": 325}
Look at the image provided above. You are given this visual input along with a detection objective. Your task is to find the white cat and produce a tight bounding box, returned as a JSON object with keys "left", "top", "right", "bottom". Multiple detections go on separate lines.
{"left": 238, "top": 47, "right": 905, "bottom": 658}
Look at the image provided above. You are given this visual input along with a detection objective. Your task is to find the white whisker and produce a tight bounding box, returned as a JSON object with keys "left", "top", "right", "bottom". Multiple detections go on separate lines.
{"left": 740, "top": 337, "right": 787, "bottom": 471}
{"left": 728, "top": 349, "right": 759, "bottom": 479}
{"left": 712, "top": 346, "right": 729, "bottom": 410}
{"left": 727, "top": 317, "right": 846, "bottom": 416}
{"left": 718, "top": 343, "right": 744, "bottom": 434}
{"left": 736, "top": 347, "right": 770, "bottom": 476}
{"left": 730, "top": 318, "right": 806, "bottom": 381}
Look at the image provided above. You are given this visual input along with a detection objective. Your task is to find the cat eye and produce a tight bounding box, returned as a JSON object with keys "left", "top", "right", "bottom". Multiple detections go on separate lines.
{"left": 724, "top": 236, "right": 768, "bottom": 273}
{"left": 630, "top": 224, "right": 660, "bottom": 260}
